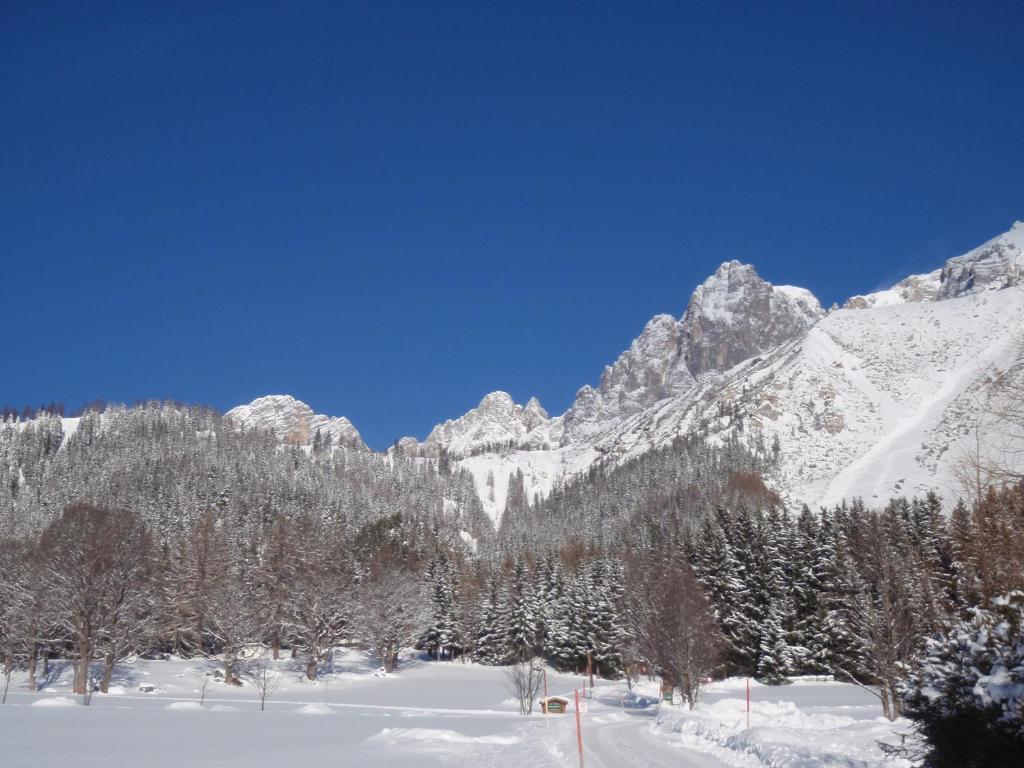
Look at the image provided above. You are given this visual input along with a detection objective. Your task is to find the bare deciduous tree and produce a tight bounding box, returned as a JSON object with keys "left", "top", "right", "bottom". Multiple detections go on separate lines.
{"left": 353, "top": 568, "right": 429, "bottom": 673}
{"left": 37, "top": 504, "right": 154, "bottom": 699}
{"left": 284, "top": 519, "right": 351, "bottom": 681}
{"left": 954, "top": 339, "right": 1024, "bottom": 501}
{"left": 504, "top": 659, "right": 545, "bottom": 715}
{"left": 243, "top": 652, "right": 282, "bottom": 712}
{"left": 626, "top": 554, "right": 723, "bottom": 710}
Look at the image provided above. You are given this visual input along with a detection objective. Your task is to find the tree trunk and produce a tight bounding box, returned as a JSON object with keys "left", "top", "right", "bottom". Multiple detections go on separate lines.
{"left": 74, "top": 654, "right": 90, "bottom": 696}
{"left": 41, "top": 646, "right": 49, "bottom": 676}
{"left": 27, "top": 643, "right": 37, "bottom": 691}
{"left": 224, "top": 656, "right": 234, "bottom": 685}
{"left": 306, "top": 656, "right": 318, "bottom": 681}
{"left": 73, "top": 632, "right": 91, "bottom": 696}
{"left": 100, "top": 653, "right": 115, "bottom": 693}
{"left": 2, "top": 659, "right": 11, "bottom": 705}
{"left": 271, "top": 632, "right": 280, "bottom": 661}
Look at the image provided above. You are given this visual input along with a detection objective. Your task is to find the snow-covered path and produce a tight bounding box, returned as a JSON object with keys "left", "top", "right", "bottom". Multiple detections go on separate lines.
{"left": 584, "top": 712, "right": 727, "bottom": 768}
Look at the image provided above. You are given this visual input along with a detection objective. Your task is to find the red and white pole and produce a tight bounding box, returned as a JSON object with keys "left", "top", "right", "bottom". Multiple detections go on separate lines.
{"left": 746, "top": 677, "right": 751, "bottom": 730}
{"left": 575, "top": 688, "right": 585, "bottom": 768}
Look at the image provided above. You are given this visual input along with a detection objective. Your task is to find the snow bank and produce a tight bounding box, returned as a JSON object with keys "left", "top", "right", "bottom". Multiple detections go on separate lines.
{"left": 166, "top": 701, "right": 204, "bottom": 711}
{"left": 654, "top": 693, "right": 914, "bottom": 767}
{"left": 31, "top": 697, "right": 77, "bottom": 708}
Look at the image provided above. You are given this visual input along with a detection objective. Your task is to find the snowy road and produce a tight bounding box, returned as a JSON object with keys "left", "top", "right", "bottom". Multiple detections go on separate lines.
{"left": 584, "top": 713, "right": 727, "bottom": 768}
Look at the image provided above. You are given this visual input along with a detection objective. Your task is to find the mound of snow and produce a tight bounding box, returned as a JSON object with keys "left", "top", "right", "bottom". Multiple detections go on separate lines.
{"left": 294, "top": 703, "right": 332, "bottom": 715}
{"left": 654, "top": 686, "right": 914, "bottom": 767}
{"left": 166, "top": 701, "right": 204, "bottom": 711}
{"left": 368, "top": 728, "right": 520, "bottom": 747}
{"left": 31, "top": 697, "right": 77, "bottom": 708}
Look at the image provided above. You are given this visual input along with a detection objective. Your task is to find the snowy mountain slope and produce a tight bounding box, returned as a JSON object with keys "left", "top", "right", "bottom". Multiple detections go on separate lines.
{"left": 846, "top": 220, "right": 1024, "bottom": 308}
{"left": 226, "top": 394, "right": 366, "bottom": 449}
{"left": 232, "top": 221, "right": 1024, "bottom": 523}
{"left": 599, "top": 286, "right": 1024, "bottom": 507}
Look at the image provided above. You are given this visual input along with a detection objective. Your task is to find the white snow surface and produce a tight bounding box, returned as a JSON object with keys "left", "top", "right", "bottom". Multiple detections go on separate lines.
{"left": 0, "top": 653, "right": 911, "bottom": 768}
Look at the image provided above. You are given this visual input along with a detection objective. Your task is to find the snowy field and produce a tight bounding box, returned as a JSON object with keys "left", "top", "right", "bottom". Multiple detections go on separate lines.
{"left": 0, "top": 652, "right": 914, "bottom": 767}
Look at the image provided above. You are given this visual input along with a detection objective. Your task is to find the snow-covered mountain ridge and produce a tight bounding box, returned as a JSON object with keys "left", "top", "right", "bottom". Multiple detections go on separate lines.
{"left": 226, "top": 395, "right": 366, "bottom": 450}
{"left": 231, "top": 222, "right": 1024, "bottom": 524}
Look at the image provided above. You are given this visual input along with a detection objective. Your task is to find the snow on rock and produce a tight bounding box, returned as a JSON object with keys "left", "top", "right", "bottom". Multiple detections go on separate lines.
{"left": 601, "top": 285, "right": 1024, "bottom": 508}
{"left": 680, "top": 261, "right": 823, "bottom": 377}
{"left": 227, "top": 223, "right": 1024, "bottom": 518}
{"left": 846, "top": 221, "right": 1024, "bottom": 308}
{"left": 226, "top": 395, "right": 366, "bottom": 449}
{"left": 418, "top": 391, "right": 556, "bottom": 457}
{"left": 561, "top": 314, "right": 692, "bottom": 445}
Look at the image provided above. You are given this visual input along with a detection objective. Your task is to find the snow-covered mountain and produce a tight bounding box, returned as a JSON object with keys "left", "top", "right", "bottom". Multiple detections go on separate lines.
{"left": 413, "top": 391, "right": 556, "bottom": 456}
{"left": 231, "top": 222, "right": 1024, "bottom": 525}
{"left": 226, "top": 394, "right": 366, "bottom": 450}
{"left": 845, "top": 221, "right": 1024, "bottom": 308}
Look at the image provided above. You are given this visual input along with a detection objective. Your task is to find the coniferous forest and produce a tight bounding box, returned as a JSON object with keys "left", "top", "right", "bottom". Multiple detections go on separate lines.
{"left": 0, "top": 401, "right": 1022, "bottom": 764}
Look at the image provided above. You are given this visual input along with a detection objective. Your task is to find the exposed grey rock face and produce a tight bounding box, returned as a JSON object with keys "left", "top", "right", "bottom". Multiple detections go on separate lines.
{"left": 561, "top": 314, "right": 693, "bottom": 444}
{"left": 844, "top": 270, "right": 942, "bottom": 309}
{"left": 845, "top": 221, "right": 1024, "bottom": 308}
{"left": 559, "top": 262, "right": 822, "bottom": 443}
{"left": 679, "top": 261, "right": 823, "bottom": 376}
{"left": 225, "top": 395, "right": 366, "bottom": 449}
{"left": 938, "top": 221, "right": 1024, "bottom": 299}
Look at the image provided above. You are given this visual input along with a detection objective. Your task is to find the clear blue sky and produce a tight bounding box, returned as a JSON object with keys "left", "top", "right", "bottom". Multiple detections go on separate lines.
{"left": 2, "top": 1, "right": 1022, "bottom": 448}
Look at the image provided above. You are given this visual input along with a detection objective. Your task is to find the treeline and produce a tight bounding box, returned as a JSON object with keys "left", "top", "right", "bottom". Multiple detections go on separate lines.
{"left": 0, "top": 404, "right": 492, "bottom": 545}
{"left": 0, "top": 502, "right": 443, "bottom": 698}
{"left": 688, "top": 487, "right": 1023, "bottom": 719}
{"left": 499, "top": 433, "right": 776, "bottom": 552}
{"left": 0, "top": 402, "right": 66, "bottom": 421}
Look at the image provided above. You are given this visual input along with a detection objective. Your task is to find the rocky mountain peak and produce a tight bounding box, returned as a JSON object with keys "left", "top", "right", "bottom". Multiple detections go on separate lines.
{"left": 225, "top": 395, "right": 366, "bottom": 449}
{"left": 561, "top": 314, "right": 690, "bottom": 444}
{"left": 680, "top": 261, "right": 823, "bottom": 376}
{"left": 422, "top": 391, "right": 552, "bottom": 456}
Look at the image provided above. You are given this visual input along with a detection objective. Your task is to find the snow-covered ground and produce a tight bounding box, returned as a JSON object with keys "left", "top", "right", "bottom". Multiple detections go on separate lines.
{"left": 0, "top": 653, "right": 914, "bottom": 767}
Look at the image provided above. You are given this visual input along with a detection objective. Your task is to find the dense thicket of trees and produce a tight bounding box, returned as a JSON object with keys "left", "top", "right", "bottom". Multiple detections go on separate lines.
{"left": 0, "top": 404, "right": 492, "bottom": 546}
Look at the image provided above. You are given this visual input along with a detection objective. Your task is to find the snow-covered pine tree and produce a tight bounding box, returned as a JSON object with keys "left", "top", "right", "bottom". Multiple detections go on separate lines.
{"left": 757, "top": 600, "right": 796, "bottom": 684}
{"left": 901, "top": 591, "right": 1024, "bottom": 767}
{"left": 418, "top": 553, "right": 462, "bottom": 660}
{"left": 472, "top": 577, "right": 506, "bottom": 665}
{"left": 690, "top": 515, "right": 750, "bottom": 674}
{"left": 502, "top": 558, "right": 539, "bottom": 662}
